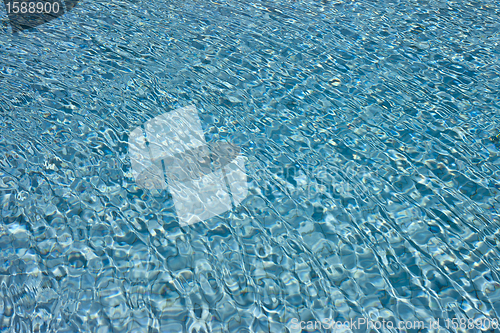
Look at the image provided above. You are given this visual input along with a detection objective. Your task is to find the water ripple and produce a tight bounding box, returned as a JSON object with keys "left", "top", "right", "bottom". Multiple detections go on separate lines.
{"left": 1, "top": 0, "right": 500, "bottom": 332}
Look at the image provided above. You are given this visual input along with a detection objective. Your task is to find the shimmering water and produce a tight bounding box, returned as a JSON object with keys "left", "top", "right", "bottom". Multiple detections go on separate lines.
{"left": 1, "top": 0, "right": 500, "bottom": 332}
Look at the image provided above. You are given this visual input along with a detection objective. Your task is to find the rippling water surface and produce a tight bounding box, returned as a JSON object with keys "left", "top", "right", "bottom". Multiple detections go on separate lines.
{"left": 1, "top": 0, "right": 500, "bottom": 332}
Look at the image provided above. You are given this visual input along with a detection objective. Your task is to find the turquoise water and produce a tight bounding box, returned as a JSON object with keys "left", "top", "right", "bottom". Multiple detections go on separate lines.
{"left": 1, "top": 0, "right": 500, "bottom": 332}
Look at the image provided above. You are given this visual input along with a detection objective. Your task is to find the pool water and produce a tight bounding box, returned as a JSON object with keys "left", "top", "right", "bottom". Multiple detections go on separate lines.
{"left": 1, "top": 0, "right": 500, "bottom": 332}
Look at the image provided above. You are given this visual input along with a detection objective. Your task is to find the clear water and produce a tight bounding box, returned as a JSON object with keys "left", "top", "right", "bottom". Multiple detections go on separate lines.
{"left": 1, "top": 0, "right": 500, "bottom": 332}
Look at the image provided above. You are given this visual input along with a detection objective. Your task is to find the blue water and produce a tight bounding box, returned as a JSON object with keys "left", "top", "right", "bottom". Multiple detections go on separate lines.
{"left": 1, "top": 0, "right": 500, "bottom": 332}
